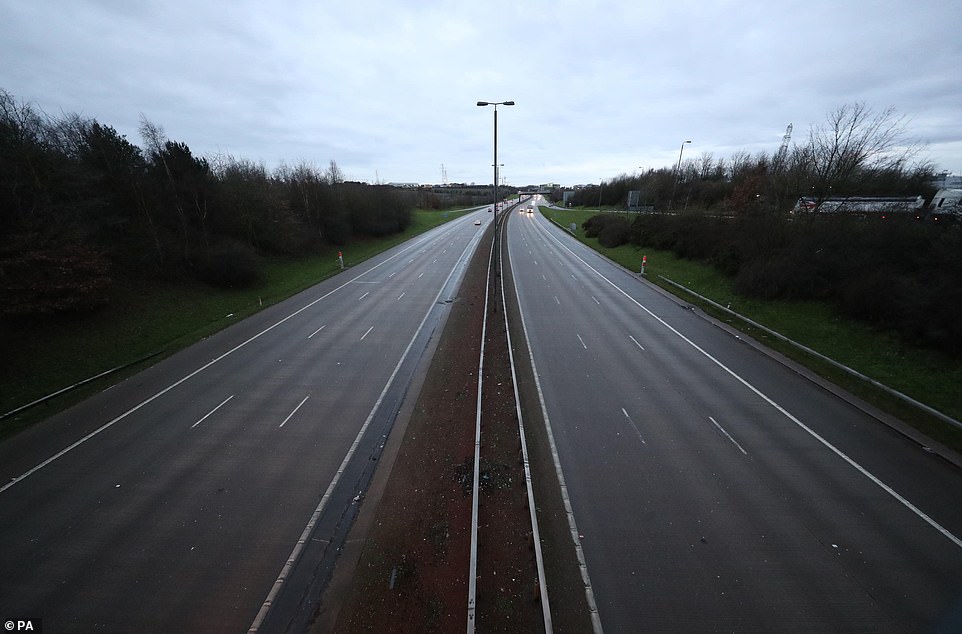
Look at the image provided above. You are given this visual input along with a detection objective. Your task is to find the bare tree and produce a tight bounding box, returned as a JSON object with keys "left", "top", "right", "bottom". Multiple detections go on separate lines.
{"left": 138, "top": 116, "right": 166, "bottom": 161}
{"left": 1, "top": 90, "right": 51, "bottom": 222}
{"left": 698, "top": 151, "right": 716, "bottom": 180}
{"left": 139, "top": 116, "right": 201, "bottom": 258}
{"left": 802, "top": 102, "right": 918, "bottom": 210}
{"left": 727, "top": 150, "right": 753, "bottom": 182}
{"left": 325, "top": 159, "right": 344, "bottom": 185}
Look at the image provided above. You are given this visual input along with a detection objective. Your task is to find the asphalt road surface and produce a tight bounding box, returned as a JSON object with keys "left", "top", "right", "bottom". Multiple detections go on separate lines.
{"left": 0, "top": 208, "right": 490, "bottom": 632}
{"left": 507, "top": 201, "right": 962, "bottom": 632}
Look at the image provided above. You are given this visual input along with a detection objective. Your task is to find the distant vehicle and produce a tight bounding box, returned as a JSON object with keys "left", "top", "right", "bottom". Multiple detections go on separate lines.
{"left": 474, "top": 219, "right": 481, "bottom": 225}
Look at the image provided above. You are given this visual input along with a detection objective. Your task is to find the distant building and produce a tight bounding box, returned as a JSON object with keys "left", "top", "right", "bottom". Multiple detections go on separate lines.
{"left": 930, "top": 172, "right": 962, "bottom": 189}
{"left": 792, "top": 196, "right": 924, "bottom": 215}
{"left": 930, "top": 189, "right": 962, "bottom": 215}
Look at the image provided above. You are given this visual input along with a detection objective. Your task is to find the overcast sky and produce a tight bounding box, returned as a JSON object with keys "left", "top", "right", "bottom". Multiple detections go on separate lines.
{"left": 2, "top": 0, "right": 960, "bottom": 186}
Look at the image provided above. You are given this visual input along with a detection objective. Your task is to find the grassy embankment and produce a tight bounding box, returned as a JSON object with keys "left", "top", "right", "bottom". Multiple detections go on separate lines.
{"left": 0, "top": 208, "right": 471, "bottom": 438}
{"left": 540, "top": 206, "right": 962, "bottom": 454}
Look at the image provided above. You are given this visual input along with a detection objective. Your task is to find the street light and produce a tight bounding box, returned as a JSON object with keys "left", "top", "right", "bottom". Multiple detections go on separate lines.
{"left": 668, "top": 139, "right": 692, "bottom": 212}
{"left": 477, "top": 101, "right": 515, "bottom": 221}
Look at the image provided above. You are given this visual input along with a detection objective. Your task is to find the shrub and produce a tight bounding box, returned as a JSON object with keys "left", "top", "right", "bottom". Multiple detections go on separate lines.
{"left": 582, "top": 214, "right": 608, "bottom": 238}
{"left": 582, "top": 214, "right": 631, "bottom": 247}
{"left": 598, "top": 220, "right": 630, "bottom": 248}
{"left": 733, "top": 252, "right": 820, "bottom": 300}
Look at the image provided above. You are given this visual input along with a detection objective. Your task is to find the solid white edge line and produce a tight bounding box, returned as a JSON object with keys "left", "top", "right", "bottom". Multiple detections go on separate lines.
{"left": 536, "top": 215, "right": 962, "bottom": 552}
{"left": 248, "top": 213, "right": 487, "bottom": 633}
{"left": 191, "top": 395, "right": 234, "bottom": 429}
{"left": 499, "top": 211, "right": 554, "bottom": 632}
{"left": 466, "top": 233, "right": 494, "bottom": 634}
{"left": 513, "top": 214, "right": 605, "bottom": 634}
{"left": 0, "top": 215, "right": 475, "bottom": 497}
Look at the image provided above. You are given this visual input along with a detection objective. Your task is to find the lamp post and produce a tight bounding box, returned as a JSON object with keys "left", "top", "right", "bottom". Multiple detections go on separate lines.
{"left": 668, "top": 139, "right": 691, "bottom": 212}
{"left": 477, "top": 101, "right": 514, "bottom": 221}
{"left": 640, "top": 166, "right": 652, "bottom": 213}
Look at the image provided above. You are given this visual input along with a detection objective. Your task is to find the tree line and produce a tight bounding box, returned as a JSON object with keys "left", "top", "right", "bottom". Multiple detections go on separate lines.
{"left": 0, "top": 88, "right": 418, "bottom": 316}
{"left": 562, "top": 103, "right": 935, "bottom": 214}
{"left": 569, "top": 104, "right": 962, "bottom": 357}
{"left": 581, "top": 205, "right": 961, "bottom": 358}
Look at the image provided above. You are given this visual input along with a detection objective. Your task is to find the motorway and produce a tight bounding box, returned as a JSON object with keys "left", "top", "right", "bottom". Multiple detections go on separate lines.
{"left": 0, "top": 208, "right": 490, "bottom": 632}
{"left": 507, "top": 199, "right": 962, "bottom": 632}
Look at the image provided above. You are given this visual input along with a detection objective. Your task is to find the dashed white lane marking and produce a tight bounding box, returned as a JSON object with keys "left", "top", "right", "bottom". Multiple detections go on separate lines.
{"left": 535, "top": 217, "right": 962, "bottom": 551}
{"left": 360, "top": 325, "right": 374, "bottom": 341}
{"left": 709, "top": 416, "right": 748, "bottom": 455}
{"left": 191, "top": 395, "right": 234, "bottom": 429}
{"left": 358, "top": 292, "right": 369, "bottom": 301}
{"left": 249, "top": 213, "right": 486, "bottom": 631}
{"left": 279, "top": 395, "right": 310, "bottom": 428}
{"left": 629, "top": 335, "right": 645, "bottom": 351}
{"left": 622, "top": 407, "right": 647, "bottom": 444}
{"left": 397, "top": 292, "right": 405, "bottom": 301}
{"left": 308, "top": 324, "right": 327, "bottom": 339}
{"left": 576, "top": 334, "right": 587, "bottom": 350}
{"left": 0, "top": 214, "right": 473, "bottom": 497}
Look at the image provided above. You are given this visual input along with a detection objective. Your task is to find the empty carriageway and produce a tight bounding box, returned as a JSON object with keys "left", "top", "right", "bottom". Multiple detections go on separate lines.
{"left": 0, "top": 209, "right": 491, "bottom": 633}
{"left": 504, "top": 206, "right": 962, "bottom": 633}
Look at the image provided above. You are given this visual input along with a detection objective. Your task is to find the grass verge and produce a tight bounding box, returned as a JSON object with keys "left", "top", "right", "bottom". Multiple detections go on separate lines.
{"left": 541, "top": 207, "right": 962, "bottom": 454}
{"left": 0, "top": 208, "right": 471, "bottom": 438}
